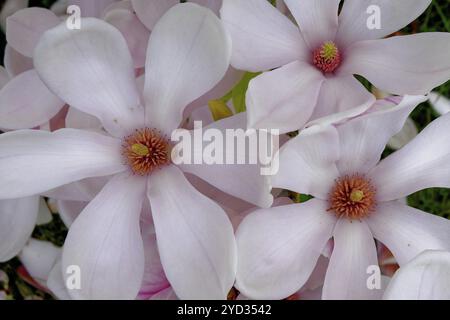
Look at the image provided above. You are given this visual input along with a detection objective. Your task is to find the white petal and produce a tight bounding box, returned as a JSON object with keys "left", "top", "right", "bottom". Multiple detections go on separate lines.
{"left": 220, "top": 0, "right": 308, "bottom": 71}
{"left": 366, "top": 202, "right": 450, "bottom": 266}
{"left": 47, "top": 260, "right": 72, "bottom": 300}
{"left": 62, "top": 173, "right": 146, "bottom": 300}
{"left": 235, "top": 199, "right": 336, "bottom": 300}
{"left": 131, "top": 0, "right": 177, "bottom": 30}
{"left": 34, "top": 18, "right": 144, "bottom": 137}
{"left": 428, "top": 91, "right": 450, "bottom": 116}
{"left": 336, "top": 95, "right": 427, "bottom": 175}
{"left": 284, "top": 0, "right": 340, "bottom": 49}
{"left": 272, "top": 125, "right": 340, "bottom": 199}
{"left": 190, "top": 0, "right": 222, "bottom": 15}
{"left": 370, "top": 112, "right": 450, "bottom": 201}
{"left": 178, "top": 113, "right": 273, "bottom": 208}
{"left": 246, "top": 61, "right": 324, "bottom": 133}
{"left": 0, "top": 70, "right": 65, "bottom": 130}
{"left": 340, "top": 33, "right": 450, "bottom": 95}
{"left": 336, "top": 0, "right": 431, "bottom": 48}
{"left": 36, "top": 198, "right": 53, "bottom": 226}
{"left": 147, "top": 165, "right": 236, "bottom": 299}
{"left": 144, "top": 3, "right": 231, "bottom": 134}
{"left": 322, "top": 219, "right": 380, "bottom": 300}
{"left": 3, "top": 45, "right": 33, "bottom": 77}
{"left": 0, "top": 196, "right": 39, "bottom": 262}
{"left": 69, "top": 0, "right": 116, "bottom": 18}
{"left": 383, "top": 250, "right": 450, "bottom": 300}
{"left": 0, "top": 129, "right": 125, "bottom": 199}
{"left": 65, "top": 107, "right": 102, "bottom": 131}
{"left": 56, "top": 200, "right": 86, "bottom": 227}
{"left": 387, "top": 117, "right": 418, "bottom": 150}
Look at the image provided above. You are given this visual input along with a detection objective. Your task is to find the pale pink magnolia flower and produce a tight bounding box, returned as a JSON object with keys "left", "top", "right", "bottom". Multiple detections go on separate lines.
{"left": 383, "top": 250, "right": 450, "bottom": 300}
{"left": 132, "top": 0, "right": 242, "bottom": 115}
{"left": 221, "top": 0, "right": 450, "bottom": 134}
{"left": 0, "top": 4, "right": 270, "bottom": 299}
{"left": 235, "top": 95, "right": 450, "bottom": 300}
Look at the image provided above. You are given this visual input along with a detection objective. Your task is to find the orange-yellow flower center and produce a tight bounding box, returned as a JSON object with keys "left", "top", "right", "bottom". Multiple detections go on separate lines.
{"left": 328, "top": 175, "right": 376, "bottom": 219}
{"left": 313, "top": 41, "right": 341, "bottom": 73}
{"left": 122, "top": 128, "right": 171, "bottom": 176}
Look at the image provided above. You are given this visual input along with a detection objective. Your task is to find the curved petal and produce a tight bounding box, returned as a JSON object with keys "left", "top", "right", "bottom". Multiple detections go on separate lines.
{"left": 68, "top": 0, "right": 116, "bottom": 18}
{"left": 322, "top": 218, "right": 380, "bottom": 300}
{"left": 0, "top": 0, "right": 28, "bottom": 30}
{"left": 0, "top": 129, "right": 125, "bottom": 199}
{"left": 272, "top": 125, "right": 340, "bottom": 199}
{"left": 6, "top": 7, "right": 60, "bottom": 57}
{"left": 246, "top": 61, "right": 324, "bottom": 133}
{"left": 370, "top": 112, "right": 450, "bottom": 201}
{"left": 149, "top": 287, "right": 178, "bottom": 300}
{"left": 147, "top": 165, "right": 236, "bottom": 300}
{"left": 0, "top": 67, "right": 9, "bottom": 89}
{"left": 19, "top": 239, "right": 61, "bottom": 284}
{"left": 65, "top": 107, "right": 102, "bottom": 131}
{"left": 428, "top": 91, "right": 450, "bottom": 116}
{"left": 309, "top": 75, "right": 375, "bottom": 122}
{"left": 47, "top": 260, "right": 71, "bottom": 300}
{"left": 336, "top": 95, "right": 427, "bottom": 175}
{"left": 383, "top": 250, "right": 450, "bottom": 300}
{"left": 0, "top": 196, "right": 39, "bottom": 262}
{"left": 34, "top": 18, "right": 144, "bottom": 137}
{"left": 220, "top": 0, "right": 308, "bottom": 71}
{"left": 340, "top": 33, "right": 450, "bottom": 95}
{"left": 3, "top": 45, "right": 33, "bottom": 77}
{"left": 0, "top": 70, "right": 65, "bottom": 130}
{"left": 178, "top": 113, "right": 273, "bottom": 208}
{"left": 144, "top": 3, "right": 231, "bottom": 134}
{"left": 62, "top": 173, "right": 146, "bottom": 300}
{"left": 336, "top": 0, "right": 431, "bottom": 48}
{"left": 235, "top": 199, "right": 336, "bottom": 300}
{"left": 56, "top": 200, "right": 86, "bottom": 228}
{"left": 366, "top": 202, "right": 450, "bottom": 266}
{"left": 284, "top": 0, "right": 339, "bottom": 50}
{"left": 131, "top": 0, "right": 177, "bottom": 30}
{"left": 190, "top": 0, "right": 222, "bottom": 15}
{"left": 103, "top": 7, "right": 150, "bottom": 68}
{"left": 387, "top": 117, "right": 418, "bottom": 150}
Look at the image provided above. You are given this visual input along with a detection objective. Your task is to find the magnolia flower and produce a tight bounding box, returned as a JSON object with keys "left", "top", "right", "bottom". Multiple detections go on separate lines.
{"left": 0, "top": 4, "right": 271, "bottom": 299}
{"left": 132, "top": 0, "right": 242, "bottom": 116}
{"left": 383, "top": 250, "right": 450, "bottom": 300}
{"left": 221, "top": 0, "right": 450, "bottom": 133}
{"left": 235, "top": 95, "right": 450, "bottom": 300}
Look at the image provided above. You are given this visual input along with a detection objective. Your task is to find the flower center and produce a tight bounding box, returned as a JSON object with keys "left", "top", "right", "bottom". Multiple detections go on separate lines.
{"left": 122, "top": 128, "right": 171, "bottom": 176}
{"left": 328, "top": 174, "right": 376, "bottom": 219}
{"left": 313, "top": 41, "right": 341, "bottom": 73}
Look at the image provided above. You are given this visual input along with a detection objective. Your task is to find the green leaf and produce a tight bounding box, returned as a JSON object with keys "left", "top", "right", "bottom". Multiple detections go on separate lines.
{"left": 231, "top": 72, "right": 260, "bottom": 114}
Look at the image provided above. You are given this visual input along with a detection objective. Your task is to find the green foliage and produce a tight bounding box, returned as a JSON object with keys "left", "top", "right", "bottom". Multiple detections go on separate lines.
{"left": 231, "top": 72, "right": 260, "bottom": 114}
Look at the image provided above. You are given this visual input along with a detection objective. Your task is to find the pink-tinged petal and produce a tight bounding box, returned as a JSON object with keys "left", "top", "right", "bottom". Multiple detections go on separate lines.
{"left": 34, "top": 18, "right": 144, "bottom": 137}
{"left": 144, "top": 3, "right": 231, "bottom": 134}
{"left": 131, "top": 0, "right": 177, "bottom": 30}
{"left": 138, "top": 225, "right": 170, "bottom": 299}
{"left": 62, "top": 173, "right": 146, "bottom": 300}
{"left": 383, "top": 250, "right": 450, "bottom": 300}
{"left": 309, "top": 75, "right": 375, "bottom": 122}
{"left": 56, "top": 200, "right": 87, "bottom": 227}
{"left": 178, "top": 113, "right": 273, "bottom": 208}
{"left": 366, "top": 202, "right": 450, "bottom": 266}
{"left": 0, "top": 70, "right": 65, "bottom": 130}
{"left": 340, "top": 33, "right": 450, "bottom": 95}
{"left": 49, "top": 105, "right": 69, "bottom": 132}
{"left": 43, "top": 176, "right": 109, "bottom": 202}
{"left": 68, "top": 0, "right": 116, "bottom": 17}
{"left": 302, "top": 255, "right": 329, "bottom": 292}
{"left": 370, "top": 112, "right": 450, "bottom": 201}
{"left": 322, "top": 219, "right": 379, "bottom": 300}
{"left": 0, "top": 196, "right": 39, "bottom": 262}
{"left": 149, "top": 287, "right": 178, "bottom": 300}
{"left": 185, "top": 66, "right": 243, "bottom": 114}
{"left": 65, "top": 107, "right": 102, "bottom": 131}
{"left": 284, "top": 0, "right": 339, "bottom": 50}
{"left": 220, "top": 0, "right": 308, "bottom": 71}
{"left": 0, "top": 67, "right": 9, "bottom": 89}
{"left": 337, "top": 0, "right": 431, "bottom": 48}
{"left": 0, "top": 0, "right": 28, "bottom": 30}
{"left": 6, "top": 8, "right": 60, "bottom": 57}
{"left": 147, "top": 165, "right": 236, "bottom": 300}
{"left": 428, "top": 91, "right": 450, "bottom": 116}
{"left": 3, "top": 45, "right": 33, "bottom": 77}
{"left": 336, "top": 95, "right": 427, "bottom": 175}
{"left": 246, "top": 61, "right": 324, "bottom": 133}
{"left": 387, "top": 117, "right": 418, "bottom": 150}
{"left": 19, "top": 239, "right": 60, "bottom": 285}
{"left": 236, "top": 199, "right": 336, "bottom": 300}
{"left": 272, "top": 125, "right": 340, "bottom": 199}
{"left": 0, "top": 129, "right": 125, "bottom": 199}
{"left": 103, "top": 7, "right": 150, "bottom": 68}
{"left": 47, "top": 261, "right": 71, "bottom": 300}
{"left": 190, "top": 0, "right": 222, "bottom": 15}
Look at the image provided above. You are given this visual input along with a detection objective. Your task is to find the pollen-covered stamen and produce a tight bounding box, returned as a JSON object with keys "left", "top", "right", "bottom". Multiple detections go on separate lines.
{"left": 313, "top": 41, "right": 341, "bottom": 73}
{"left": 328, "top": 174, "right": 376, "bottom": 219}
{"left": 122, "top": 128, "right": 171, "bottom": 176}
